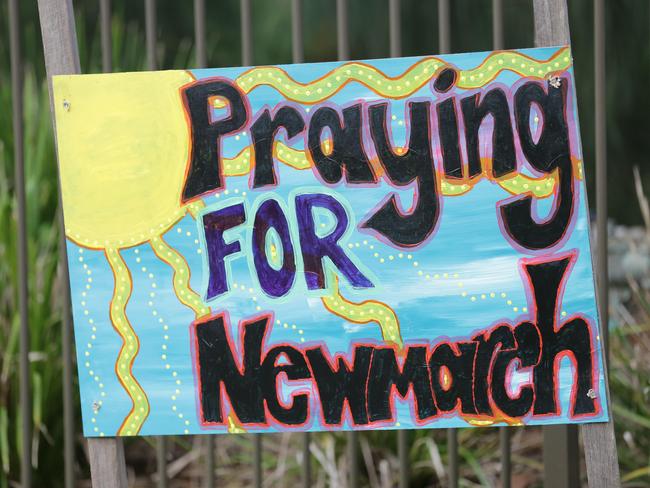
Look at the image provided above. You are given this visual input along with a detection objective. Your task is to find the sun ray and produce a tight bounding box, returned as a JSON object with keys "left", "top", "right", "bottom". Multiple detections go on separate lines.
{"left": 321, "top": 271, "right": 403, "bottom": 349}
{"left": 186, "top": 200, "right": 205, "bottom": 219}
{"left": 105, "top": 248, "right": 150, "bottom": 435}
{"left": 150, "top": 236, "right": 210, "bottom": 319}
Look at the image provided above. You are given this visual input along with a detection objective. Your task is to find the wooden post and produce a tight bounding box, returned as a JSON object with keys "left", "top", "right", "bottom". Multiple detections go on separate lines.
{"left": 36, "top": 0, "right": 129, "bottom": 487}
{"left": 533, "top": 1, "right": 621, "bottom": 487}
{"left": 88, "top": 438, "right": 128, "bottom": 488}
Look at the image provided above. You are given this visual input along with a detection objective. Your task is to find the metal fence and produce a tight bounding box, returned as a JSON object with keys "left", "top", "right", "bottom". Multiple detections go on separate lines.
{"left": 6, "top": 0, "right": 608, "bottom": 486}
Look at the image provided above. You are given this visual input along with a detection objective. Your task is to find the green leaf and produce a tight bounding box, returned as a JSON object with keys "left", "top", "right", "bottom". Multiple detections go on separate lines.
{"left": 0, "top": 407, "right": 9, "bottom": 474}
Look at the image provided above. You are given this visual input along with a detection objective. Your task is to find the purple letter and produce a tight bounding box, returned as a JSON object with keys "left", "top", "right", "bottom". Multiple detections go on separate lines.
{"left": 252, "top": 199, "right": 297, "bottom": 297}
{"left": 203, "top": 203, "right": 246, "bottom": 299}
{"left": 295, "top": 193, "right": 373, "bottom": 290}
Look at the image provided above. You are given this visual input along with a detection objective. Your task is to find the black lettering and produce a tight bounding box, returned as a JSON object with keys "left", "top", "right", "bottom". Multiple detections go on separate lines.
{"left": 499, "top": 79, "right": 575, "bottom": 250}
{"left": 307, "top": 105, "right": 376, "bottom": 184}
{"left": 181, "top": 78, "right": 248, "bottom": 202}
{"left": 367, "top": 347, "right": 437, "bottom": 422}
{"left": 461, "top": 88, "right": 516, "bottom": 178}
{"left": 491, "top": 321, "right": 541, "bottom": 418}
{"left": 437, "top": 97, "right": 463, "bottom": 178}
{"left": 526, "top": 256, "right": 597, "bottom": 416}
{"left": 364, "top": 101, "right": 441, "bottom": 247}
{"left": 194, "top": 314, "right": 266, "bottom": 424}
{"left": 472, "top": 325, "right": 515, "bottom": 416}
{"left": 305, "top": 346, "right": 373, "bottom": 425}
{"left": 251, "top": 107, "right": 305, "bottom": 187}
{"left": 428, "top": 342, "right": 478, "bottom": 414}
{"left": 260, "top": 346, "right": 311, "bottom": 425}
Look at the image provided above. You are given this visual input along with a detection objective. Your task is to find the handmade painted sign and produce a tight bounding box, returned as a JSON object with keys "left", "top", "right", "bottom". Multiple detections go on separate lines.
{"left": 52, "top": 46, "right": 608, "bottom": 437}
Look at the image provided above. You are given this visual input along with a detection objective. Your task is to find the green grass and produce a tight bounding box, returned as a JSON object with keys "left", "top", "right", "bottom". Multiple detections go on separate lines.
{"left": 0, "top": 65, "right": 65, "bottom": 488}
{"left": 610, "top": 324, "right": 650, "bottom": 486}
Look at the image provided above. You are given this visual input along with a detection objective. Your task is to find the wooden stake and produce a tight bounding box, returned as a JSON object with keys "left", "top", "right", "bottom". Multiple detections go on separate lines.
{"left": 37, "top": 0, "right": 129, "bottom": 487}
{"left": 533, "top": 1, "right": 621, "bottom": 486}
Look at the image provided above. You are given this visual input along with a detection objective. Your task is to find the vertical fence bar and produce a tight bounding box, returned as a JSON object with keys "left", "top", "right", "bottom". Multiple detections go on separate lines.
{"left": 301, "top": 432, "right": 311, "bottom": 488}
{"left": 253, "top": 434, "right": 262, "bottom": 488}
{"left": 397, "top": 430, "right": 408, "bottom": 488}
{"left": 8, "top": 0, "right": 30, "bottom": 486}
{"left": 194, "top": 0, "right": 206, "bottom": 68}
{"left": 491, "top": 4, "right": 511, "bottom": 485}
{"left": 146, "top": 1, "right": 167, "bottom": 484}
{"left": 204, "top": 437, "right": 215, "bottom": 488}
{"left": 389, "top": 0, "right": 401, "bottom": 57}
{"left": 347, "top": 431, "right": 359, "bottom": 488}
{"left": 291, "top": 3, "right": 309, "bottom": 484}
{"left": 239, "top": 2, "right": 259, "bottom": 485}
{"left": 292, "top": 0, "right": 304, "bottom": 63}
{"left": 336, "top": 2, "right": 356, "bottom": 484}
{"left": 156, "top": 439, "right": 168, "bottom": 488}
{"left": 145, "top": 0, "right": 157, "bottom": 70}
{"left": 543, "top": 425, "right": 579, "bottom": 487}
{"left": 437, "top": 0, "right": 450, "bottom": 53}
{"left": 193, "top": 3, "right": 211, "bottom": 483}
{"left": 583, "top": 2, "right": 621, "bottom": 486}
{"left": 492, "top": 0, "right": 503, "bottom": 50}
{"left": 437, "top": 1, "right": 456, "bottom": 486}
{"left": 531, "top": 3, "right": 580, "bottom": 488}
{"left": 447, "top": 428, "right": 458, "bottom": 488}
{"left": 336, "top": 0, "right": 349, "bottom": 60}
{"left": 580, "top": 0, "right": 621, "bottom": 481}
{"left": 100, "top": 0, "right": 111, "bottom": 72}
{"left": 594, "top": 0, "right": 608, "bottom": 360}
{"left": 499, "top": 429, "right": 511, "bottom": 488}
{"left": 241, "top": 0, "right": 252, "bottom": 65}
{"left": 389, "top": 2, "right": 408, "bottom": 485}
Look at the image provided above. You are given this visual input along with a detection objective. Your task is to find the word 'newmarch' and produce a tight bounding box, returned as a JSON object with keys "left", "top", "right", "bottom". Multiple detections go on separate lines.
{"left": 193, "top": 254, "right": 600, "bottom": 427}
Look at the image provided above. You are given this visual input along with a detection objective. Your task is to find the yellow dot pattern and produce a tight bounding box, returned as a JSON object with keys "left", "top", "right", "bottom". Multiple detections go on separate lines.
{"left": 151, "top": 236, "right": 210, "bottom": 319}
{"left": 105, "top": 248, "right": 150, "bottom": 436}
{"left": 77, "top": 249, "right": 106, "bottom": 436}
{"left": 223, "top": 146, "right": 252, "bottom": 176}
{"left": 213, "top": 47, "right": 571, "bottom": 108}
{"left": 321, "top": 271, "right": 403, "bottom": 349}
{"left": 137, "top": 249, "right": 192, "bottom": 434}
{"left": 458, "top": 49, "right": 571, "bottom": 90}
{"left": 274, "top": 142, "right": 311, "bottom": 170}
{"left": 498, "top": 159, "right": 584, "bottom": 198}
{"left": 459, "top": 286, "right": 535, "bottom": 316}
{"left": 186, "top": 200, "right": 205, "bottom": 219}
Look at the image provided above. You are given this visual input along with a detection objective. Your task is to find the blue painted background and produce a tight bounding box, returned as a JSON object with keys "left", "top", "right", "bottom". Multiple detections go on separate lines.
{"left": 67, "top": 46, "right": 608, "bottom": 437}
